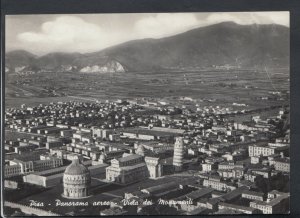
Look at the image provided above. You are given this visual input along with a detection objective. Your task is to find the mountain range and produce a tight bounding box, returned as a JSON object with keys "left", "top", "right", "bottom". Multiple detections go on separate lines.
{"left": 5, "top": 22, "right": 289, "bottom": 73}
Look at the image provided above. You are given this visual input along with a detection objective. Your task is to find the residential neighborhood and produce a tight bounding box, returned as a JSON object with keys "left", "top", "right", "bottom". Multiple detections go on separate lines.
{"left": 4, "top": 99, "right": 290, "bottom": 215}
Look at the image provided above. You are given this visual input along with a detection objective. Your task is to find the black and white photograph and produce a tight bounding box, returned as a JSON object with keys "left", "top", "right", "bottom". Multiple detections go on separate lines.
{"left": 3, "top": 11, "right": 290, "bottom": 216}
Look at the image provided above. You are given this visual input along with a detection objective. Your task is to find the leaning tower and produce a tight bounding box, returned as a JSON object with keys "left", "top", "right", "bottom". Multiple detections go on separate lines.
{"left": 173, "top": 137, "right": 184, "bottom": 172}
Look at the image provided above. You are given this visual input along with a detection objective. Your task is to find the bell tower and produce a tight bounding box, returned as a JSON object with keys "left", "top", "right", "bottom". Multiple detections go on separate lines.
{"left": 173, "top": 137, "right": 184, "bottom": 172}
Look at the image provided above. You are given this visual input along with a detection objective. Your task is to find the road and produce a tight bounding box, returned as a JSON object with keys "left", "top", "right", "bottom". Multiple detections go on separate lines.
{"left": 68, "top": 96, "right": 99, "bottom": 102}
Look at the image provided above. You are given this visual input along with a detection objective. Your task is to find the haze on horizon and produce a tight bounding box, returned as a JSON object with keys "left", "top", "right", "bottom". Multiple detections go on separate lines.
{"left": 6, "top": 12, "right": 289, "bottom": 56}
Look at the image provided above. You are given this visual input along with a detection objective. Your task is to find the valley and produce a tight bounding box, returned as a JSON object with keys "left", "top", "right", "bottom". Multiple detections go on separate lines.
{"left": 5, "top": 68, "right": 289, "bottom": 109}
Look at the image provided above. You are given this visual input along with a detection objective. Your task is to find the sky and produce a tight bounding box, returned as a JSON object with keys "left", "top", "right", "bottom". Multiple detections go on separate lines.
{"left": 6, "top": 12, "right": 289, "bottom": 55}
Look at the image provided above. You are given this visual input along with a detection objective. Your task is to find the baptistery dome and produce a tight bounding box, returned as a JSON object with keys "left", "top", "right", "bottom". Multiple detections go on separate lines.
{"left": 62, "top": 157, "right": 91, "bottom": 199}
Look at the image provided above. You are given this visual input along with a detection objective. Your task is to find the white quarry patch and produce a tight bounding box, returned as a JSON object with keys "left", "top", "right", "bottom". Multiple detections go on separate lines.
{"left": 61, "top": 65, "right": 76, "bottom": 72}
{"left": 114, "top": 61, "right": 125, "bottom": 72}
{"left": 79, "top": 61, "right": 125, "bottom": 73}
{"left": 15, "top": 66, "right": 26, "bottom": 73}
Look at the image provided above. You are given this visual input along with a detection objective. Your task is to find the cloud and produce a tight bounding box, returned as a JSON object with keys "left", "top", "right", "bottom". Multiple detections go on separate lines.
{"left": 205, "top": 12, "right": 289, "bottom": 27}
{"left": 133, "top": 12, "right": 289, "bottom": 40}
{"left": 17, "top": 16, "right": 111, "bottom": 53}
{"left": 133, "top": 13, "right": 200, "bottom": 38}
{"left": 14, "top": 12, "right": 289, "bottom": 55}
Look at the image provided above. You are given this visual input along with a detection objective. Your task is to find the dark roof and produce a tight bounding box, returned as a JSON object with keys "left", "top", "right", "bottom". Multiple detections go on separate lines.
{"left": 252, "top": 193, "right": 289, "bottom": 207}
{"left": 208, "top": 197, "right": 222, "bottom": 205}
{"left": 118, "top": 154, "right": 142, "bottom": 162}
{"left": 242, "top": 190, "right": 264, "bottom": 197}
{"left": 186, "top": 207, "right": 207, "bottom": 215}
{"left": 186, "top": 188, "right": 213, "bottom": 200}
{"left": 274, "top": 158, "right": 290, "bottom": 163}
{"left": 220, "top": 186, "right": 249, "bottom": 201}
{"left": 219, "top": 202, "right": 258, "bottom": 212}
{"left": 215, "top": 208, "right": 241, "bottom": 214}
{"left": 101, "top": 208, "right": 128, "bottom": 215}
{"left": 142, "top": 181, "right": 178, "bottom": 194}
{"left": 122, "top": 128, "right": 182, "bottom": 137}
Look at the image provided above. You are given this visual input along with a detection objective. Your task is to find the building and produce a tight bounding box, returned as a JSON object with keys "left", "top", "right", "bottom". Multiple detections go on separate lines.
{"left": 45, "top": 140, "right": 63, "bottom": 149}
{"left": 185, "top": 188, "right": 214, "bottom": 202}
{"left": 106, "top": 153, "right": 148, "bottom": 185}
{"left": 248, "top": 144, "right": 288, "bottom": 157}
{"left": 232, "top": 167, "right": 246, "bottom": 179}
{"left": 173, "top": 137, "right": 184, "bottom": 171}
{"left": 249, "top": 193, "right": 289, "bottom": 214}
{"left": 62, "top": 158, "right": 91, "bottom": 199}
{"left": 121, "top": 127, "right": 183, "bottom": 141}
{"left": 23, "top": 163, "right": 106, "bottom": 188}
{"left": 202, "top": 162, "right": 218, "bottom": 172}
{"left": 218, "top": 202, "right": 261, "bottom": 214}
{"left": 141, "top": 181, "right": 178, "bottom": 196}
{"left": 251, "top": 156, "right": 262, "bottom": 164}
{"left": 144, "top": 156, "right": 162, "bottom": 178}
{"left": 139, "top": 141, "right": 173, "bottom": 153}
{"left": 267, "top": 190, "right": 287, "bottom": 199}
{"left": 4, "top": 179, "right": 19, "bottom": 189}
{"left": 5, "top": 156, "right": 63, "bottom": 178}
{"left": 218, "top": 161, "right": 236, "bottom": 170}
{"left": 242, "top": 190, "right": 265, "bottom": 201}
{"left": 249, "top": 168, "right": 271, "bottom": 179}
{"left": 5, "top": 164, "right": 25, "bottom": 178}
{"left": 203, "top": 177, "right": 236, "bottom": 192}
{"left": 33, "top": 157, "right": 63, "bottom": 172}
{"left": 23, "top": 172, "right": 63, "bottom": 188}
{"left": 135, "top": 143, "right": 145, "bottom": 156}
{"left": 274, "top": 158, "right": 290, "bottom": 173}
{"left": 244, "top": 173, "right": 263, "bottom": 183}
{"left": 103, "top": 150, "right": 126, "bottom": 162}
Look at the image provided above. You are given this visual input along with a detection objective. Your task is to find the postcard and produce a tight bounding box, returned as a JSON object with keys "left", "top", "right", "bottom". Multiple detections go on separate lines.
{"left": 3, "top": 12, "right": 290, "bottom": 216}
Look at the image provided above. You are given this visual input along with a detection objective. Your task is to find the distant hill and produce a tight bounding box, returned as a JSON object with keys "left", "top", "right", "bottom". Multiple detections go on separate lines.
{"left": 5, "top": 22, "right": 289, "bottom": 73}
{"left": 5, "top": 50, "right": 37, "bottom": 68}
{"left": 34, "top": 52, "right": 82, "bottom": 70}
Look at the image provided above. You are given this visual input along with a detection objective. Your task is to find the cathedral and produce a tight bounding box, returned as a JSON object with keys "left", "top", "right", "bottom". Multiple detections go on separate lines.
{"left": 106, "top": 153, "right": 148, "bottom": 185}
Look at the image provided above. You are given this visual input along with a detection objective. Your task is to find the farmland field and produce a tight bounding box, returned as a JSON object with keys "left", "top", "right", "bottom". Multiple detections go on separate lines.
{"left": 5, "top": 68, "right": 289, "bottom": 109}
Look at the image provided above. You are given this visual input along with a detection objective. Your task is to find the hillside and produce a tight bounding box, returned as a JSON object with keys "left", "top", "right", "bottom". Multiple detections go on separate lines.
{"left": 5, "top": 50, "right": 37, "bottom": 68}
{"left": 5, "top": 22, "right": 289, "bottom": 73}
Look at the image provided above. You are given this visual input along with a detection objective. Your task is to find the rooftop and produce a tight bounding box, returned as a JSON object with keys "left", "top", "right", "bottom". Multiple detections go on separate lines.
{"left": 252, "top": 194, "right": 289, "bottom": 207}
{"left": 242, "top": 190, "right": 264, "bottom": 197}
{"left": 118, "top": 154, "right": 142, "bottom": 163}
{"left": 219, "top": 202, "right": 258, "bottom": 213}
{"left": 64, "top": 158, "right": 90, "bottom": 175}
{"left": 112, "top": 162, "right": 147, "bottom": 171}
{"left": 220, "top": 186, "right": 249, "bottom": 201}
{"left": 186, "top": 207, "right": 207, "bottom": 215}
{"left": 142, "top": 181, "right": 178, "bottom": 194}
{"left": 274, "top": 158, "right": 290, "bottom": 163}
{"left": 122, "top": 127, "right": 183, "bottom": 137}
{"left": 185, "top": 188, "right": 213, "bottom": 200}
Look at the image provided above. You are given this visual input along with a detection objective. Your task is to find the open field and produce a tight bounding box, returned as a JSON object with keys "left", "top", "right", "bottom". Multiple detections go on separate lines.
{"left": 5, "top": 69, "right": 289, "bottom": 109}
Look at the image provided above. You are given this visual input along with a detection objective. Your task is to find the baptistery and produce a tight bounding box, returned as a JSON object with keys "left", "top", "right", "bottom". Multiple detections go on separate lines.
{"left": 62, "top": 157, "right": 91, "bottom": 199}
